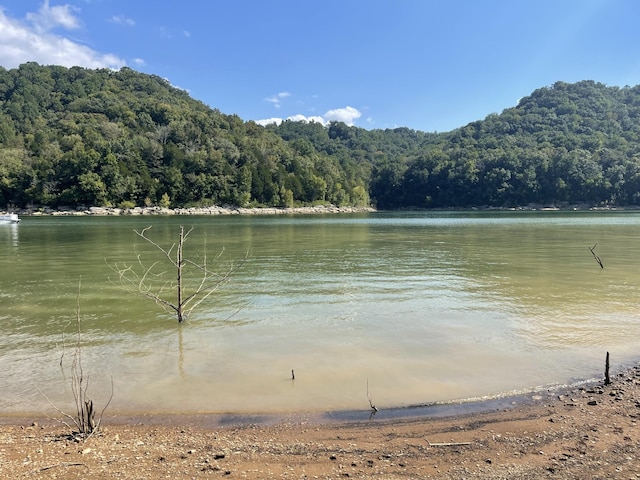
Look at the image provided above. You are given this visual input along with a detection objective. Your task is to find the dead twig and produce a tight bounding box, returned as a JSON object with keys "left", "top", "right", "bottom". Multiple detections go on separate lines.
{"left": 39, "top": 281, "right": 113, "bottom": 440}
{"left": 367, "top": 379, "right": 378, "bottom": 413}
{"left": 426, "top": 440, "right": 473, "bottom": 447}
{"left": 37, "top": 462, "right": 85, "bottom": 472}
{"left": 588, "top": 243, "right": 604, "bottom": 269}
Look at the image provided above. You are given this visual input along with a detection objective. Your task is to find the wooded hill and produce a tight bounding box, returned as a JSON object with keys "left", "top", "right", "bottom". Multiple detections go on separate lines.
{"left": 2, "top": 62, "right": 640, "bottom": 210}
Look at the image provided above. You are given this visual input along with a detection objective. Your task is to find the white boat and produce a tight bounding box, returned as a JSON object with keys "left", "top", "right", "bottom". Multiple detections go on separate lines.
{"left": 0, "top": 214, "right": 20, "bottom": 224}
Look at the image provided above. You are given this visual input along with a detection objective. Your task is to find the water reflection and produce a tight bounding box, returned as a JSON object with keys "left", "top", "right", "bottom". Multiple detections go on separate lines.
{"left": 0, "top": 223, "right": 19, "bottom": 248}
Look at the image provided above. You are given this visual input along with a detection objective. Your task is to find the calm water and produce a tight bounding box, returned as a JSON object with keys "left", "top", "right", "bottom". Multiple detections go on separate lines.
{"left": 1, "top": 211, "right": 640, "bottom": 415}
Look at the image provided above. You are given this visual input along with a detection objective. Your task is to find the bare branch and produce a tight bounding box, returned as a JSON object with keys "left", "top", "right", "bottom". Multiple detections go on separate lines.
{"left": 134, "top": 226, "right": 178, "bottom": 267}
{"left": 40, "top": 281, "right": 112, "bottom": 439}
{"left": 110, "top": 226, "right": 245, "bottom": 323}
{"left": 36, "top": 385, "right": 79, "bottom": 432}
{"left": 588, "top": 243, "right": 604, "bottom": 269}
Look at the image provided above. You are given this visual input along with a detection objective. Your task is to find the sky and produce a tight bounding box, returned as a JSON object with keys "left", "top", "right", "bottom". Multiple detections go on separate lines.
{"left": 1, "top": 1, "right": 640, "bottom": 133}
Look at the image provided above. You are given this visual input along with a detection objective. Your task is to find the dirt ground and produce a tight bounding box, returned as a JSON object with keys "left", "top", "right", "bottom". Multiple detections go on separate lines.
{"left": 2, "top": 367, "right": 640, "bottom": 479}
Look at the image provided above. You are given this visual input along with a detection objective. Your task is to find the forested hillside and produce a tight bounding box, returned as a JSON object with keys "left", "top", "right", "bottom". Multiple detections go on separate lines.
{"left": 0, "top": 63, "right": 370, "bottom": 209}
{"left": 370, "top": 80, "right": 640, "bottom": 209}
{"left": 2, "top": 63, "right": 640, "bottom": 210}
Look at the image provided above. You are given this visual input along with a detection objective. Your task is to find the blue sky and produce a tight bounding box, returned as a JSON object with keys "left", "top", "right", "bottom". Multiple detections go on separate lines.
{"left": 1, "top": 1, "right": 639, "bottom": 132}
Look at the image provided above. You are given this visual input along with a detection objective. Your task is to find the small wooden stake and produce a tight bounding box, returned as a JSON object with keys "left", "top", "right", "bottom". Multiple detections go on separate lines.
{"left": 604, "top": 351, "right": 611, "bottom": 385}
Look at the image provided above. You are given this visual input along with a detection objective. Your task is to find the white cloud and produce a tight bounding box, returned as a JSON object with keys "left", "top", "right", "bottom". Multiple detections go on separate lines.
{"left": 287, "top": 114, "right": 326, "bottom": 124}
{"left": 264, "top": 91, "right": 291, "bottom": 109}
{"left": 26, "top": 0, "right": 80, "bottom": 33}
{"left": 109, "top": 15, "right": 135, "bottom": 27}
{"left": 255, "top": 117, "right": 284, "bottom": 127}
{"left": 256, "top": 106, "right": 362, "bottom": 127}
{"left": 324, "top": 106, "right": 361, "bottom": 125}
{"left": 0, "top": 3, "right": 126, "bottom": 69}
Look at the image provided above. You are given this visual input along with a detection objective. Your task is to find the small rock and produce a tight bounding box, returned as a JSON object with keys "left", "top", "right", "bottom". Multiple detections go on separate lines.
{"left": 588, "top": 400, "right": 598, "bottom": 406}
{"left": 81, "top": 448, "right": 92, "bottom": 455}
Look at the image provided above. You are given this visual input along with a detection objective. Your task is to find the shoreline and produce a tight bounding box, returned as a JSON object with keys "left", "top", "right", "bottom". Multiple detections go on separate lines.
{"left": 0, "top": 370, "right": 605, "bottom": 429}
{"left": 1, "top": 365, "right": 638, "bottom": 478}
{"left": 0, "top": 359, "right": 617, "bottom": 427}
{"left": 3, "top": 202, "right": 640, "bottom": 218}
{"left": 5, "top": 204, "right": 377, "bottom": 217}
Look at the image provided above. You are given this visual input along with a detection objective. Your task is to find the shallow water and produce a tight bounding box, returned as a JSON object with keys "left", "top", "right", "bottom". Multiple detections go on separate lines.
{"left": 1, "top": 211, "right": 639, "bottom": 414}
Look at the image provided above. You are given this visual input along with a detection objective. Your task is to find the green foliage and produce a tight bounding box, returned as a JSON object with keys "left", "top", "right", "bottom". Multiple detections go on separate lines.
{"left": 0, "top": 64, "right": 372, "bottom": 209}
{"left": 382, "top": 80, "right": 640, "bottom": 208}
{"left": 2, "top": 65, "right": 640, "bottom": 210}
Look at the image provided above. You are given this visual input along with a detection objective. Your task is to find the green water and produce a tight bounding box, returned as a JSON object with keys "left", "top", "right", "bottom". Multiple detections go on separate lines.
{"left": 1, "top": 211, "right": 640, "bottom": 415}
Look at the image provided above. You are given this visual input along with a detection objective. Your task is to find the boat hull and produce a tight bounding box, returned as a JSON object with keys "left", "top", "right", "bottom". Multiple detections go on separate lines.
{"left": 0, "top": 214, "right": 20, "bottom": 224}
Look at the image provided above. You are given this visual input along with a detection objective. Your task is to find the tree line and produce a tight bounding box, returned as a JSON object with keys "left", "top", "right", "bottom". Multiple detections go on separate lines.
{"left": 2, "top": 63, "right": 640, "bottom": 210}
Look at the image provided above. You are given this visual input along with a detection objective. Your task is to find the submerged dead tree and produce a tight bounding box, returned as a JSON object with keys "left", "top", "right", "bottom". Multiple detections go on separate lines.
{"left": 112, "top": 226, "right": 245, "bottom": 323}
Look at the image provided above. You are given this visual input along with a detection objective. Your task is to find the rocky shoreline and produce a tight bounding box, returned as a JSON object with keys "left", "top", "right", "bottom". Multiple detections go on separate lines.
{"left": 5, "top": 204, "right": 376, "bottom": 217}
{"left": 4, "top": 203, "right": 640, "bottom": 218}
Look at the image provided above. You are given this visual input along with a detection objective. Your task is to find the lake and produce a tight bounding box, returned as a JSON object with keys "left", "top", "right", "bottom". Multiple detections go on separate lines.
{"left": 1, "top": 210, "right": 639, "bottom": 416}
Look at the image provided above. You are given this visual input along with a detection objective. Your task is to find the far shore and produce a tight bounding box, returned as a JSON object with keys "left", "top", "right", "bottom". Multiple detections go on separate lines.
{"left": 4, "top": 204, "right": 376, "bottom": 217}
{"left": 3, "top": 202, "right": 640, "bottom": 218}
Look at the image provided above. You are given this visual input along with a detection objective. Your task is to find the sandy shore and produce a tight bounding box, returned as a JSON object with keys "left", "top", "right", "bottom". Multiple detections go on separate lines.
{"left": 1, "top": 366, "right": 639, "bottom": 479}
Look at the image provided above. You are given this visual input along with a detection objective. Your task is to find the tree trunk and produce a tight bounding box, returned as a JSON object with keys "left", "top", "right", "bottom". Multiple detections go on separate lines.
{"left": 177, "top": 226, "right": 184, "bottom": 323}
